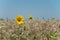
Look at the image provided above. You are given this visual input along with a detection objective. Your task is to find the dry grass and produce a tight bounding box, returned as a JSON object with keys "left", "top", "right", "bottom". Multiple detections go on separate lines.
{"left": 0, "top": 19, "right": 60, "bottom": 40}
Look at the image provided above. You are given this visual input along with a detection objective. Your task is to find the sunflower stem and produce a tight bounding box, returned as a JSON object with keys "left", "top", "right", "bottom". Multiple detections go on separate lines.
{"left": 1, "top": 27, "right": 2, "bottom": 40}
{"left": 18, "top": 24, "right": 22, "bottom": 40}
{"left": 18, "top": 24, "right": 20, "bottom": 40}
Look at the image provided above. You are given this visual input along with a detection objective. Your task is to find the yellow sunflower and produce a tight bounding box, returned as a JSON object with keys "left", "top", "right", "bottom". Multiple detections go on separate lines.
{"left": 15, "top": 15, "right": 24, "bottom": 25}
{"left": 29, "top": 14, "right": 33, "bottom": 19}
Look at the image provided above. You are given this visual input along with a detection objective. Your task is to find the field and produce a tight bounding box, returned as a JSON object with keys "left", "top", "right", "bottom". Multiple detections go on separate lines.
{"left": 0, "top": 19, "right": 60, "bottom": 40}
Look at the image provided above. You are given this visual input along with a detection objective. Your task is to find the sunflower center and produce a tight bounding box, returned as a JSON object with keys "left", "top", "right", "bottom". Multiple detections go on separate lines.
{"left": 17, "top": 17, "right": 21, "bottom": 22}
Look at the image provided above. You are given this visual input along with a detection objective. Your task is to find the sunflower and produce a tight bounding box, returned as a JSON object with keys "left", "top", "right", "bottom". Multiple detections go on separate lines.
{"left": 15, "top": 15, "right": 24, "bottom": 25}
{"left": 29, "top": 14, "right": 33, "bottom": 19}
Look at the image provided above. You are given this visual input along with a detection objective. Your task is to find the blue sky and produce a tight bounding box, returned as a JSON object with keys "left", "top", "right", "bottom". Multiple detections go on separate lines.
{"left": 0, "top": 0, "right": 60, "bottom": 20}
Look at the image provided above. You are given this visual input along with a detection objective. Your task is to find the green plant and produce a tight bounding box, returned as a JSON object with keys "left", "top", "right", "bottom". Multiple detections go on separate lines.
{"left": 10, "top": 32, "right": 17, "bottom": 40}
{"left": 45, "top": 30, "right": 59, "bottom": 40}
{"left": 34, "top": 33, "right": 42, "bottom": 40}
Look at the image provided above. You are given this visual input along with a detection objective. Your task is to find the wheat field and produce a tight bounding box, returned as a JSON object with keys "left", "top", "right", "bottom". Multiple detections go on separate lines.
{"left": 0, "top": 19, "right": 60, "bottom": 40}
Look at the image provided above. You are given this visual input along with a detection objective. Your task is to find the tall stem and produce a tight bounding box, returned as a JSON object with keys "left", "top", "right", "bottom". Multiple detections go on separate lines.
{"left": 47, "top": 37, "right": 50, "bottom": 40}
{"left": 18, "top": 24, "right": 22, "bottom": 40}
{"left": 1, "top": 27, "right": 2, "bottom": 40}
